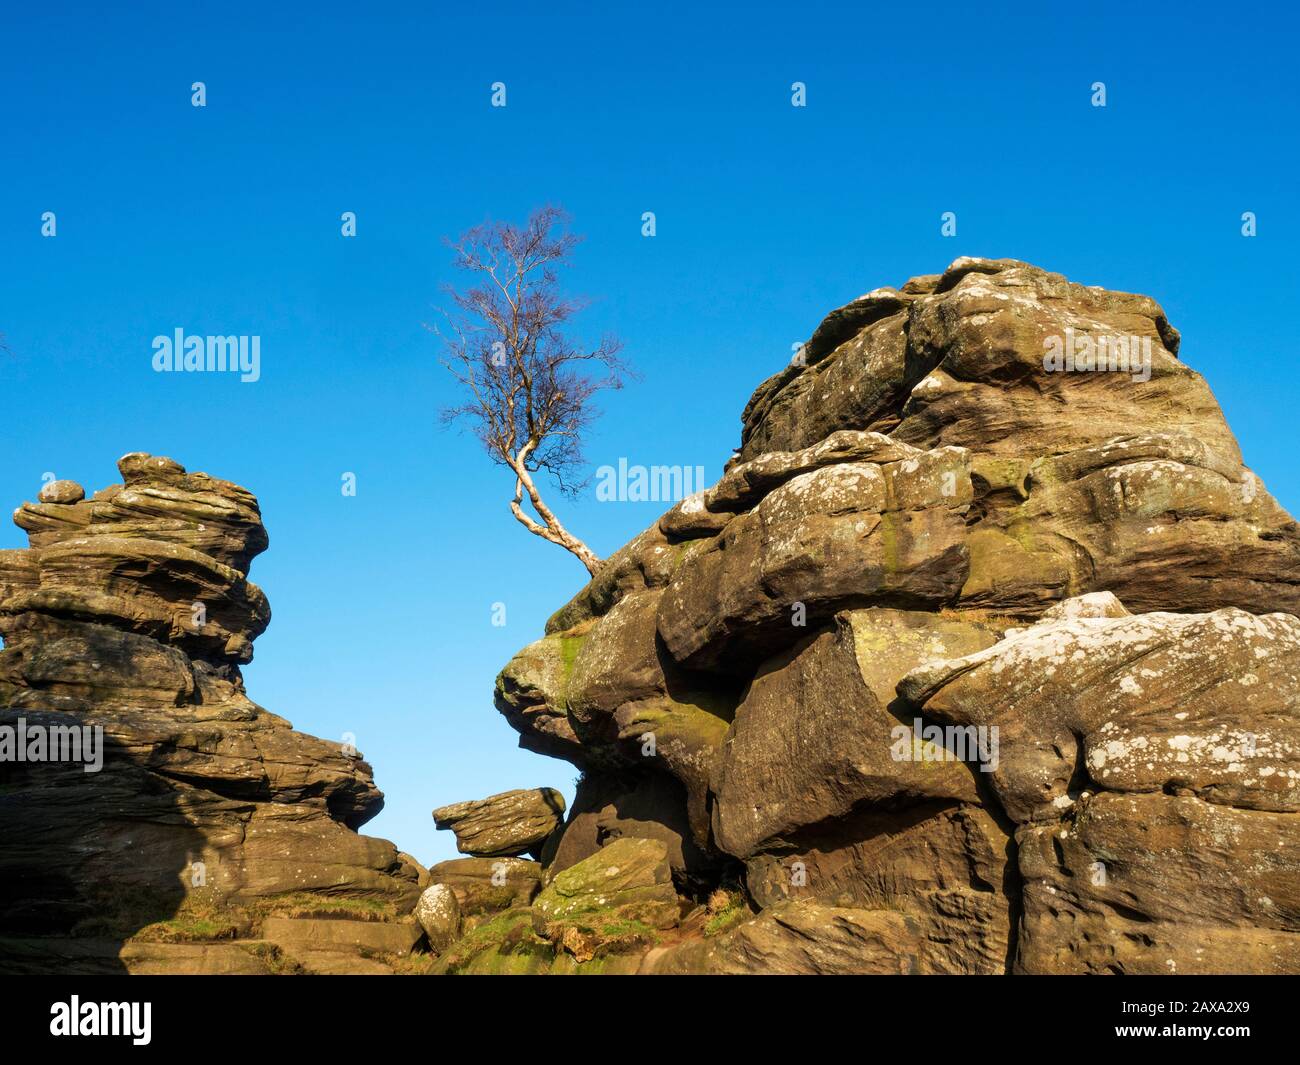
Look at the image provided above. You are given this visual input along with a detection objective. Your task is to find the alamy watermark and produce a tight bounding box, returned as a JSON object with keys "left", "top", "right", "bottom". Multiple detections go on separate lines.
{"left": 50, "top": 996, "right": 150, "bottom": 1045}
{"left": 890, "top": 718, "right": 999, "bottom": 772}
{"left": 0, "top": 717, "right": 104, "bottom": 772}
{"left": 151, "top": 328, "right": 261, "bottom": 383}
{"left": 595, "top": 459, "right": 707, "bottom": 503}
{"left": 1042, "top": 328, "right": 1151, "bottom": 383}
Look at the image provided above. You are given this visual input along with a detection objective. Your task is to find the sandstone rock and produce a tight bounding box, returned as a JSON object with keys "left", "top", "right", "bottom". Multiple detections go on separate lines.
{"left": 1016, "top": 792, "right": 1300, "bottom": 974}
{"left": 261, "top": 916, "right": 423, "bottom": 956}
{"left": 397, "top": 852, "right": 431, "bottom": 890}
{"left": 711, "top": 614, "right": 983, "bottom": 859}
{"left": 414, "top": 884, "right": 462, "bottom": 953}
{"left": 657, "top": 447, "right": 973, "bottom": 672}
{"left": 38, "top": 480, "right": 85, "bottom": 505}
{"left": 1039, "top": 590, "right": 1129, "bottom": 621}
{"left": 487, "top": 261, "right": 1300, "bottom": 975}
{"left": 738, "top": 259, "right": 1219, "bottom": 464}
{"left": 494, "top": 630, "right": 592, "bottom": 765}
{"left": 433, "top": 787, "right": 566, "bottom": 857}
{"left": 957, "top": 433, "right": 1300, "bottom": 617}
{"left": 541, "top": 772, "right": 722, "bottom": 888}
{"left": 646, "top": 901, "right": 921, "bottom": 975}
{"left": 530, "top": 837, "right": 680, "bottom": 947}
{"left": 496, "top": 588, "right": 738, "bottom": 842}
{"left": 740, "top": 803, "right": 1012, "bottom": 974}
{"left": 898, "top": 596, "right": 1300, "bottom": 821}
{"left": 427, "top": 857, "right": 541, "bottom": 914}
{"left": 0, "top": 455, "right": 418, "bottom": 974}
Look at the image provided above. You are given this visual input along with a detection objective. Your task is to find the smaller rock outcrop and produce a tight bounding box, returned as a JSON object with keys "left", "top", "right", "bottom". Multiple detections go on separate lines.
{"left": 432, "top": 787, "right": 566, "bottom": 857}
{"left": 0, "top": 454, "right": 422, "bottom": 975}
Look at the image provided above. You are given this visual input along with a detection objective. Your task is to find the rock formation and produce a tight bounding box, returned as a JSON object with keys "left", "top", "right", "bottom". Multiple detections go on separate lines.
{"left": 0, "top": 454, "right": 423, "bottom": 974}
{"left": 432, "top": 787, "right": 565, "bottom": 857}
{"left": 461, "top": 258, "right": 1300, "bottom": 974}
{"left": 8, "top": 258, "right": 1299, "bottom": 976}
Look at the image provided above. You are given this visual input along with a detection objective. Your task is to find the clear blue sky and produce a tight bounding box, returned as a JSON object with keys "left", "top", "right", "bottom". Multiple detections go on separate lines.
{"left": 2, "top": 1, "right": 1296, "bottom": 866}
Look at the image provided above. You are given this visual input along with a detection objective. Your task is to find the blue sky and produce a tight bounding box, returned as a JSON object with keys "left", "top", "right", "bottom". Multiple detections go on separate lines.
{"left": 2, "top": 1, "right": 1296, "bottom": 865}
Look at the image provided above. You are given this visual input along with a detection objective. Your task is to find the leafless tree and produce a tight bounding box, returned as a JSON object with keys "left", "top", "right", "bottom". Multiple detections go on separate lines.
{"left": 435, "top": 207, "right": 628, "bottom": 576}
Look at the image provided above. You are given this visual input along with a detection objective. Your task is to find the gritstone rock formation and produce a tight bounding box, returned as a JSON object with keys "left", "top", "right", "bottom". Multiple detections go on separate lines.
{"left": 465, "top": 257, "right": 1300, "bottom": 974}
{"left": 8, "top": 258, "right": 1300, "bottom": 977}
{"left": 0, "top": 453, "right": 423, "bottom": 975}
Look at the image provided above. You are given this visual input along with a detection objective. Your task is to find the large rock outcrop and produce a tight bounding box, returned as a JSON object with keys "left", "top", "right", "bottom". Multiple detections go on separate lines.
{"left": 0, "top": 454, "right": 422, "bottom": 975}
{"left": 473, "top": 258, "right": 1300, "bottom": 974}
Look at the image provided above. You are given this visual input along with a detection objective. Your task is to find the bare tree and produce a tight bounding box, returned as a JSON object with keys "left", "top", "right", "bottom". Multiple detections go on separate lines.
{"left": 435, "top": 207, "right": 628, "bottom": 577}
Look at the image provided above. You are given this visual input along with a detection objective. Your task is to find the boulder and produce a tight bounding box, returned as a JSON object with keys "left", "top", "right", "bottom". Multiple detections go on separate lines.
{"left": 898, "top": 597, "right": 1300, "bottom": 821}
{"left": 426, "top": 857, "right": 541, "bottom": 915}
{"left": 260, "top": 916, "right": 423, "bottom": 957}
{"left": 37, "top": 480, "right": 85, "bottom": 505}
{"left": 541, "top": 772, "right": 722, "bottom": 888}
{"left": 710, "top": 614, "right": 983, "bottom": 859}
{"left": 530, "top": 837, "right": 680, "bottom": 954}
{"left": 414, "top": 884, "right": 462, "bottom": 953}
{"left": 433, "top": 787, "right": 566, "bottom": 857}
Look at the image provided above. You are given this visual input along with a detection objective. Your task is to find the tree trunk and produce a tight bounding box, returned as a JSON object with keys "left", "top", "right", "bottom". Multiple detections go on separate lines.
{"left": 507, "top": 458, "right": 603, "bottom": 577}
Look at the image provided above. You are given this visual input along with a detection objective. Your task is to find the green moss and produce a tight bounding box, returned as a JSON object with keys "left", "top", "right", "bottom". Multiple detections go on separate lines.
{"left": 436, "top": 908, "right": 554, "bottom": 974}
{"left": 597, "top": 917, "right": 659, "bottom": 941}
{"left": 554, "top": 631, "right": 589, "bottom": 705}
{"left": 558, "top": 633, "right": 585, "bottom": 678}
{"left": 134, "top": 914, "right": 240, "bottom": 943}
{"left": 248, "top": 891, "right": 398, "bottom": 923}
{"left": 879, "top": 511, "right": 902, "bottom": 574}
{"left": 79, "top": 885, "right": 246, "bottom": 942}
{"left": 674, "top": 689, "right": 738, "bottom": 727}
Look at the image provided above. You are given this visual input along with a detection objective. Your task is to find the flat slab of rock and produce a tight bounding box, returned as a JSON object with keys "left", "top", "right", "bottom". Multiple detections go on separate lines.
{"left": 283, "top": 948, "right": 397, "bottom": 975}
{"left": 260, "top": 916, "right": 423, "bottom": 957}
{"left": 433, "top": 788, "right": 566, "bottom": 857}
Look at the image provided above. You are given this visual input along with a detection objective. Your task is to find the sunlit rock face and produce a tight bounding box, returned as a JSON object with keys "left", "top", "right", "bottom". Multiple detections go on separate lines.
{"left": 483, "top": 259, "right": 1300, "bottom": 975}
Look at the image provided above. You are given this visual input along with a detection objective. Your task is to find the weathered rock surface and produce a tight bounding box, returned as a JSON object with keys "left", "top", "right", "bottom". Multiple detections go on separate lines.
{"left": 426, "top": 857, "right": 541, "bottom": 916}
{"left": 432, "top": 787, "right": 565, "bottom": 857}
{"left": 711, "top": 613, "right": 987, "bottom": 859}
{"left": 899, "top": 604, "right": 1300, "bottom": 821}
{"left": 0, "top": 454, "right": 420, "bottom": 975}
{"left": 473, "top": 260, "right": 1300, "bottom": 975}
{"left": 645, "top": 901, "right": 921, "bottom": 975}
{"left": 540, "top": 771, "right": 721, "bottom": 889}
{"left": 530, "top": 837, "right": 680, "bottom": 961}
{"left": 414, "top": 884, "right": 461, "bottom": 953}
